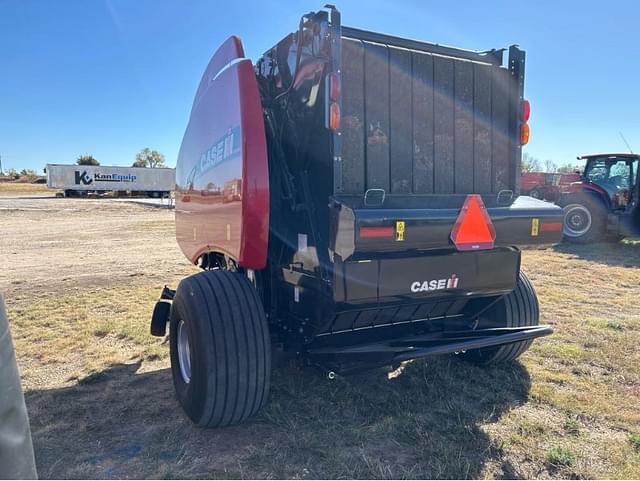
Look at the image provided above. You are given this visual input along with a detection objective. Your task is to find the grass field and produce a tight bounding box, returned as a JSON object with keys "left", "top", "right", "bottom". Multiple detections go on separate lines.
{"left": 0, "top": 181, "right": 53, "bottom": 195}
{"left": 1, "top": 197, "right": 639, "bottom": 479}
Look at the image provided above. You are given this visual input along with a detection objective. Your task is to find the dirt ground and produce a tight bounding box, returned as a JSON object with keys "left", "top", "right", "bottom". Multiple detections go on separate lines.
{"left": 1, "top": 193, "right": 639, "bottom": 479}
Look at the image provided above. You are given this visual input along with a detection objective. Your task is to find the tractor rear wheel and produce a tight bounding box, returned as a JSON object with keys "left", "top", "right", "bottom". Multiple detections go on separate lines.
{"left": 169, "top": 270, "right": 271, "bottom": 427}
{"left": 558, "top": 196, "right": 606, "bottom": 243}
{"left": 529, "top": 187, "right": 543, "bottom": 200}
{"left": 460, "top": 271, "right": 539, "bottom": 365}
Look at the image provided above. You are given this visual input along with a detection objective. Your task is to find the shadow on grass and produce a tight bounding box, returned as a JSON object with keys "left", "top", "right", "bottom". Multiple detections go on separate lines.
{"left": 553, "top": 239, "right": 640, "bottom": 267}
{"left": 26, "top": 357, "right": 530, "bottom": 479}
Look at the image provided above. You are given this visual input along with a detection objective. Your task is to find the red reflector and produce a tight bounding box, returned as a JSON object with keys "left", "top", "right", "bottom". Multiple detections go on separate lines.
{"left": 450, "top": 195, "right": 496, "bottom": 251}
{"left": 360, "top": 226, "right": 394, "bottom": 238}
{"left": 329, "top": 72, "right": 341, "bottom": 102}
{"left": 540, "top": 222, "right": 562, "bottom": 232}
{"left": 521, "top": 99, "right": 531, "bottom": 122}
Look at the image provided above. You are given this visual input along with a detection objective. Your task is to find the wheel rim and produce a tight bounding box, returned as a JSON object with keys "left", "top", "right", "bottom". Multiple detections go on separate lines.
{"left": 563, "top": 204, "right": 592, "bottom": 237}
{"left": 177, "top": 320, "right": 191, "bottom": 384}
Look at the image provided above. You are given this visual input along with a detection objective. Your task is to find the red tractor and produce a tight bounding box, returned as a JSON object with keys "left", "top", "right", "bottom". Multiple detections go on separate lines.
{"left": 521, "top": 172, "right": 559, "bottom": 201}
{"left": 558, "top": 153, "right": 640, "bottom": 243}
{"left": 521, "top": 171, "right": 581, "bottom": 202}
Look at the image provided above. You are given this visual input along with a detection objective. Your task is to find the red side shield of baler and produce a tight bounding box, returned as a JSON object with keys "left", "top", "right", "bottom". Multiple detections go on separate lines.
{"left": 175, "top": 36, "right": 269, "bottom": 269}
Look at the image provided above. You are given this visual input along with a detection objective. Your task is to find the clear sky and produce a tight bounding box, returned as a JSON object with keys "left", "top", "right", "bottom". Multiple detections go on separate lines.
{"left": 1, "top": 0, "right": 638, "bottom": 173}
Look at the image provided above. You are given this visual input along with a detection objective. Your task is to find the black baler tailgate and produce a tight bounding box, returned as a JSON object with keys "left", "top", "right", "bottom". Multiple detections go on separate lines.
{"left": 331, "top": 196, "right": 563, "bottom": 259}
{"left": 338, "top": 29, "right": 521, "bottom": 198}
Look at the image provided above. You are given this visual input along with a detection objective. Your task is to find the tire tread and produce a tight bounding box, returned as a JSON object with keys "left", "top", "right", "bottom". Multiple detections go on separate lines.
{"left": 462, "top": 271, "right": 539, "bottom": 365}
{"left": 170, "top": 270, "right": 270, "bottom": 428}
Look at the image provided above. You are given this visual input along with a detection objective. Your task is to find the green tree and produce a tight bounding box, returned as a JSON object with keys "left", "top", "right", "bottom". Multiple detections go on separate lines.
{"left": 76, "top": 155, "right": 100, "bottom": 166}
{"left": 133, "top": 148, "right": 165, "bottom": 168}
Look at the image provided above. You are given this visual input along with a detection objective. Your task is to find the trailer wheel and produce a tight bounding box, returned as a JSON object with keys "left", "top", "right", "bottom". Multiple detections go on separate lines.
{"left": 461, "top": 271, "right": 539, "bottom": 365}
{"left": 558, "top": 196, "right": 606, "bottom": 243}
{"left": 169, "top": 270, "right": 271, "bottom": 427}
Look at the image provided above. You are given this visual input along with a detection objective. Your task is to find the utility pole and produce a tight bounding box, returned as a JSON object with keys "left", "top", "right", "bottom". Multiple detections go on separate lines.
{"left": 0, "top": 154, "right": 3, "bottom": 175}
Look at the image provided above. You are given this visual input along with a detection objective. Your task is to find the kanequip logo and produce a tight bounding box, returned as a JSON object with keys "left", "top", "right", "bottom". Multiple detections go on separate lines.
{"left": 410, "top": 274, "right": 459, "bottom": 293}
{"left": 75, "top": 170, "right": 93, "bottom": 185}
{"left": 74, "top": 170, "right": 136, "bottom": 185}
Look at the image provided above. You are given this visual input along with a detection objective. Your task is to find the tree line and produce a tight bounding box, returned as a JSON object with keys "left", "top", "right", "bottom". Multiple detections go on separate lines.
{"left": 76, "top": 148, "right": 166, "bottom": 168}
{"left": 522, "top": 152, "right": 582, "bottom": 174}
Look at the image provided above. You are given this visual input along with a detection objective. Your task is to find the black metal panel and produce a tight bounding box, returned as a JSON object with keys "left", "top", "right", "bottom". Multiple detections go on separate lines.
{"left": 352, "top": 309, "right": 379, "bottom": 329}
{"left": 345, "top": 195, "right": 564, "bottom": 256}
{"left": 374, "top": 306, "right": 401, "bottom": 325}
{"left": 389, "top": 46, "right": 413, "bottom": 193}
{"left": 412, "top": 51, "right": 434, "bottom": 193}
{"left": 341, "top": 38, "right": 366, "bottom": 194}
{"left": 492, "top": 67, "right": 511, "bottom": 192}
{"left": 331, "top": 311, "right": 359, "bottom": 332}
{"left": 395, "top": 304, "right": 421, "bottom": 323}
{"left": 508, "top": 46, "right": 526, "bottom": 195}
{"left": 342, "top": 26, "right": 503, "bottom": 66}
{"left": 364, "top": 41, "right": 390, "bottom": 190}
{"left": 377, "top": 248, "right": 519, "bottom": 301}
{"left": 339, "top": 34, "right": 520, "bottom": 200}
{"left": 342, "top": 259, "right": 378, "bottom": 301}
{"left": 473, "top": 63, "right": 493, "bottom": 193}
{"left": 413, "top": 302, "right": 438, "bottom": 320}
{"left": 454, "top": 60, "right": 474, "bottom": 193}
{"left": 324, "top": 296, "right": 470, "bottom": 337}
{"left": 433, "top": 56, "right": 455, "bottom": 194}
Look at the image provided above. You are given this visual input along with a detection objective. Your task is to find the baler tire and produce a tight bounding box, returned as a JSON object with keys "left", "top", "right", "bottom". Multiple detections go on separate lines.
{"left": 460, "top": 271, "right": 539, "bottom": 365}
{"left": 169, "top": 270, "right": 271, "bottom": 428}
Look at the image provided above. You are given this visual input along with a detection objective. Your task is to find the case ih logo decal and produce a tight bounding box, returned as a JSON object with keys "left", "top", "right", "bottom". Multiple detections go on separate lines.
{"left": 199, "top": 126, "right": 241, "bottom": 175}
{"left": 410, "top": 274, "right": 459, "bottom": 293}
{"left": 74, "top": 170, "right": 137, "bottom": 185}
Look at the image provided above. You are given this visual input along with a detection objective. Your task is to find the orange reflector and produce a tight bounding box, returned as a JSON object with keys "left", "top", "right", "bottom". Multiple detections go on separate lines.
{"left": 360, "top": 226, "right": 394, "bottom": 238}
{"left": 329, "top": 102, "right": 340, "bottom": 131}
{"left": 540, "top": 222, "right": 562, "bottom": 232}
{"left": 521, "top": 123, "right": 530, "bottom": 145}
{"left": 450, "top": 194, "right": 496, "bottom": 251}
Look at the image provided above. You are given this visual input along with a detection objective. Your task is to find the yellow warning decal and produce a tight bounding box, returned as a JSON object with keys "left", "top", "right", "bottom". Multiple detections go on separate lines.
{"left": 396, "top": 221, "right": 405, "bottom": 241}
{"left": 531, "top": 218, "right": 539, "bottom": 236}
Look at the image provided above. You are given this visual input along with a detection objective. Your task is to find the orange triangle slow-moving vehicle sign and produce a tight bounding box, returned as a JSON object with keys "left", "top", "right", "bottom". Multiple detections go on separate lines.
{"left": 450, "top": 194, "right": 496, "bottom": 251}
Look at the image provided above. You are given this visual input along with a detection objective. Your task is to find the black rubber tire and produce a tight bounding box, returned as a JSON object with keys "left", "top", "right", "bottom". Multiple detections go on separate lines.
{"left": 169, "top": 270, "right": 271, "bottom": 428}
{"left": 460, "top": 271, "right": 539, "bottom": 365}
{"left": 557, "top": 196, "right": 607, "bottom": 244}
{"left": 529, "top": 187, "right": 543, "bottom": 200}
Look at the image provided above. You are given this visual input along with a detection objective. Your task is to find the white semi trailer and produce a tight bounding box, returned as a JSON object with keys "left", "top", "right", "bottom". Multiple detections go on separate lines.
{"left": 46, "top": 164, "right": 175, "bottom": 198}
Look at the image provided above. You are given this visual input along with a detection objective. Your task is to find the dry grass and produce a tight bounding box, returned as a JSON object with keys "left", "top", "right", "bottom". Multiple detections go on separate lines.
{"left": 0, "top": 181, "right": 53, "bottom": 195}
{"left": 1, "top": 197, "right": 639, "bottom": 479}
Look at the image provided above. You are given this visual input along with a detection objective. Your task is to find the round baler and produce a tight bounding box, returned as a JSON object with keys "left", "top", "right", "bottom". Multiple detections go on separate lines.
{"left": 149, "top": 6, "right": 564, "bottom": 427}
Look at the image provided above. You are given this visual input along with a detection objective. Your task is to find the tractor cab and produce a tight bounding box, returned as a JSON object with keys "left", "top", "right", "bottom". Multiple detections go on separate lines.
{"left": 580, "top": 154, "right": 639, "bottom": 211}
{"left": 559, "top": 153, "right": 640, "bottom": 242}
